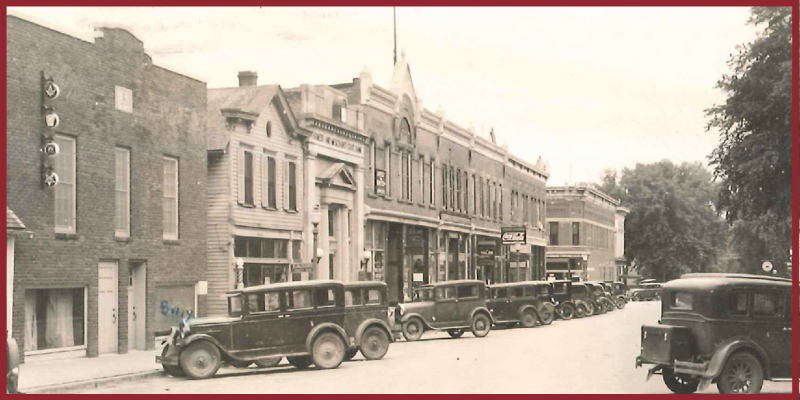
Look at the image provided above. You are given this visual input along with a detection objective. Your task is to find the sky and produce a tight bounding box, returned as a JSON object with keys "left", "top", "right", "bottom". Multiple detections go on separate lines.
{"left": 9, "top": 7, "right": 760, "bottom": 187}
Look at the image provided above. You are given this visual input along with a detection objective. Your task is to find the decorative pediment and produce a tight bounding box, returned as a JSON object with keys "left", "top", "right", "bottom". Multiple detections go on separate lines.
{"left": 317, "top": 162, "right": 356, "bottom": 190}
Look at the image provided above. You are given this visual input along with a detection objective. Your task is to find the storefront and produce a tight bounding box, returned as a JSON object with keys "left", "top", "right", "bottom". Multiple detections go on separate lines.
{"left": 233, "top": 236, "right": 302, "bottom": 287}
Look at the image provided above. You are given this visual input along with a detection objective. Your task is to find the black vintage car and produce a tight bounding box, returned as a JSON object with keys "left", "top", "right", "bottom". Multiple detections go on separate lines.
{"left": 342, "top": 281, "right": 393, "bottom": 361}
{"left": 487, "top": 282, "right": 556, "bottom": 328}
{"left": 630, "top": 282, "right": 663, "bottom": 301}
{"left": 585, "top": 281, "right": 616, "bottom": 313}
{"left": 603, "top": 280, "right": 629, "bottom": 309}
{"left": 393, "top": 280, "right": 492, "bottom": 341}
{"left": 157, "top": 280, "right": 383, "bottom": 379}
{"left": 549, "top": 280, "right": 593, "bottom": 320}
{"left": 636, "top": 273, "right": 792, "bottom": 394}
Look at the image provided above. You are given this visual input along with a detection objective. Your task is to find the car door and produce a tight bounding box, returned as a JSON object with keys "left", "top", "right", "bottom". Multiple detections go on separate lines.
{"left": 231, "top": 291, "right": 284, "bottom": 357}
{"left": 456, "top": 284, "right": 482, "bottom": 324}
{"left": 751, "top": 288, "right": 791, "bottom": 378}
{"left": 281, "top": 288, "right": 317, "bottom": 353}
{"left": 434, "top": 286, "right": 458, "bottom": 327}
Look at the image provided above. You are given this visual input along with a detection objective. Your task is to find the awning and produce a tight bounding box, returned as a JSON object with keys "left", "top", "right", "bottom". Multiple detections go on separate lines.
{"left": 6, "top": 207, "right": 32, "bottom": 238}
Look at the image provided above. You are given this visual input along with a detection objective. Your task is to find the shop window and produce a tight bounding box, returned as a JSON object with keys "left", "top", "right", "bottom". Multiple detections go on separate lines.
{"left": 54, "top": 135, "right": 77, "bottom": 233}
{"left": 292, "top": 240, "right": 302, "bottom": 261}
{"left": 244, "top": 264, "right": 288, "bottom": 287}
{"left": 24, "top": 288, "right": 85, "bottom": 352}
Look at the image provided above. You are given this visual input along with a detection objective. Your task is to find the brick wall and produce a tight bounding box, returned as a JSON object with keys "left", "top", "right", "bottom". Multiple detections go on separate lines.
{"left": 7, "top": 16, "right": 207, "bottom": 361}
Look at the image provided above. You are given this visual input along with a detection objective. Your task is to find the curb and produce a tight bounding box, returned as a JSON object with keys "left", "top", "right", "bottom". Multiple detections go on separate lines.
{"left": 21, "top": 370, "right": 165, "bottom": 394}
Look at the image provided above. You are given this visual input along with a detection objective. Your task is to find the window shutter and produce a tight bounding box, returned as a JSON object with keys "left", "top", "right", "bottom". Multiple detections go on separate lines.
{"left": 283, "top": 159, "right": 290, "bottom": 211}
{"left": 254, "top": 154, "right": 262, "bottom": 208}
{"left": 261, "top": 154, "right": 268, "bottom": 209}
{"left": 237, "top": 147, "right": 245, "bottom": 205}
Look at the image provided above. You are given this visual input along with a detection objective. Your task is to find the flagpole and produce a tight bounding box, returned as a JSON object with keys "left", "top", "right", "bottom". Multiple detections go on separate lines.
{"left": 393, "top": 7, "right": 397, "bottom": 65}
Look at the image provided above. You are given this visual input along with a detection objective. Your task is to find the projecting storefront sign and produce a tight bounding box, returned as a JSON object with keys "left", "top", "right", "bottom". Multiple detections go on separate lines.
{"left": 501, "top": 227, "right": 527, "bottom": 245}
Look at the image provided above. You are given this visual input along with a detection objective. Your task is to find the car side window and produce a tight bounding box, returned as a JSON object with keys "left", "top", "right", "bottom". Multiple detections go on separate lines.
{"left": 457, "top": 285, "right": 478, "bottom": 299}
{"left": 752, "top": 291, "right": 783, "bottom": 319}
{"left": 436, "top": 287, "right": 456, "bottom": 300}
{"left": 316, "top": 288, "right": 336, "bottom": 308}
{"left": 287, "top": 290, "right": 313, "bottom": 310}
{"left": 553, "top": 283, "right": 567, "bottom": 295}
{"left": 345, "top": 290, "right": 362, "bottom": 307}
{"left": 725, "top": 291, "right": 749, "bottom": 317}
{"left": 509, "top": 287, "right": 524, "bottom": 298}
{"left": 366, "top": 289, "right": 383, "bottom": 305}
{"left": 493, "top": 288, "right": 507, "bottom": 299}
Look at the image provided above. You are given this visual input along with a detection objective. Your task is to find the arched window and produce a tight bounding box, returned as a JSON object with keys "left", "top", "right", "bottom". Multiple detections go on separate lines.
{"left": 399, "top": 118, "right": 411, "bottom": 144}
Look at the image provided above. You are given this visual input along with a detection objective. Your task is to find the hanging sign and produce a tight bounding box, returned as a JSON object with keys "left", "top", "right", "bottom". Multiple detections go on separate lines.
{"left": 44, "top": 170, "right": 59, "bottom": 187}
{"left": 43, "top": 141, "right": 60, "bottom": 157}
{"left": 45, "top": 82, "right": 60, "bottom": 99}
{"left": 501, "top": 227, "right": 527, "bottom": 245}
{"left": 44, "top": 112, "right": 60, "bottom": 128}
{"left": 761, "top": 261, "right": 773, "bottom": 273}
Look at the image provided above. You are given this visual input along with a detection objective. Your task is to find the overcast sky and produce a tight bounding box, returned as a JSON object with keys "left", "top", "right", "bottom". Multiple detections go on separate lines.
{"left": 10, "top": 7, "right": 759, "bottom": 187}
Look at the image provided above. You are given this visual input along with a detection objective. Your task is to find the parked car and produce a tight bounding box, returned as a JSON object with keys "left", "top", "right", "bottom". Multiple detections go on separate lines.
{"left": 549, "top": 280, "right": 592, "bottom": 320}
{"left": 393, "top": 280, "right": 492, "bottom": 341}
{"left": 487, "top": 282, "right": 556, "bottom": 328}
{"left": 585, "top": 282, "right": 615, "bottom": 313}
{"left": 341, "top": 281, "right": 393, "bottom": 361}
{"left": 635, "top": 273, "right": 792, "bottom": 394}
{"left": 570, "top": 283, "right": 599, "bottom": 316}
{"left": 157, "top": 280, "right": 364, "bottom": 379}
{"left": 603, "top": 280, "right": 629, "bottom": 309}
{"left": 629, "top": 282, "right": 662, "bottom": 301}
{"left": 6, "top": 336, "right": 20, "bottom": 394}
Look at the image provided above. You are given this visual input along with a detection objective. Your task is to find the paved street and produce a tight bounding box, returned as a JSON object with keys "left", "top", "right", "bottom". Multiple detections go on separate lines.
{"left": 81, "top": 301, "right": 791, "bottom": 394}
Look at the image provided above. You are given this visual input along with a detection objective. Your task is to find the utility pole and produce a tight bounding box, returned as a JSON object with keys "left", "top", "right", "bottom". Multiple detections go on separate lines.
{"left": 393, "top": 8, "right": 398, "bottom": 65}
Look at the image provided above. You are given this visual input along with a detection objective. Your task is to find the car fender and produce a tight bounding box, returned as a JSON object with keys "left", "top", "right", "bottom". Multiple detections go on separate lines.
{"left": 305, "top": 323, "right": 350, "bottom": 352}
{"left": 180, "top": 334, "right": 230, "bottom": 357}
{"left": 704, "top": 338, "right": 772, "bottom": 379}
{"left": 469, "top": 307, "right": 494, "bottom": 323}
{"left": 400, "top": 313, "right": 434, "bottom": 330}
{"left": 558, "top": 300, "right": 577, "bottom": 309}
{"left": 354, "top": 318, "right": 394, "bottom": 347}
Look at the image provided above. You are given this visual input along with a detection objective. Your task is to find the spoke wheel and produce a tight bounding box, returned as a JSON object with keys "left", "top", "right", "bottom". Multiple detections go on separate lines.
{"left": 161, "top": 346, "right": 186, "bottom": 378}
{"left": 559, "top": 304, "right": 575, "bottom": 320}
{"left": 179, "top": 341, "right": 222, "bottom": 380}
{"left": 520, "top": 309, "right": 538, "bottom": 328}
{"left": 447, "top": 329, "right": 465, "bottom": 338}
{"left": 539, "top": 302, "right": 555, "bottom": 325}
{"left": 663, "top": 369, "right": 700, "bottom": 394}
{"left": 311, "top": 332, "right": 346, "bottom": 370}
{"left": 254, "top": 357, "right": 281, "bottom": 368}
{"left": 402, "top": 318, "right": 424, "bottom": 342}
{"left": 287, "top": 355, "right": 313, "bottom": 369}
{"left": 471, "top": 313, "right": 491, "bottom": 338}
{"left": 717, "top": 352, "right": 764, "bottom": 394}
{"left": 360, "top": 327, "right": 390, "bottom": 360}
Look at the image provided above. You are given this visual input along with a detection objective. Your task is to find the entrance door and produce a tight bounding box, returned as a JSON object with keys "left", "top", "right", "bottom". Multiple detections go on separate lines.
{"left": 127, "top": 263, "right": 146, "bottom": 351}
{"left": 386, "top": 224, "right": 403, "bottom": 303}
{"left": 98, "top": 261, "right": 118, "bottom": 354}
{"left": 449, "top": 238, "right": 459, "bottom": 280}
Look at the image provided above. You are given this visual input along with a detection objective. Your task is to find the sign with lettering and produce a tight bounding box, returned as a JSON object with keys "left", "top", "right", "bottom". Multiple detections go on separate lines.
{"left": 477, "top": 240, "right": 496, "bottom": 267}
{"left": 501, "top": 227, "right": 527, "bottom": 245}
{"left": 375, "top": 169, "right": 387, "bottom": 196}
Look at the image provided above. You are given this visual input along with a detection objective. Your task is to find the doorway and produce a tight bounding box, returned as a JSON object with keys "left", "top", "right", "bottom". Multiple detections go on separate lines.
{"left": 127, "top": 262, "right": 146, "bottom": 351}
{"left": 98, "top": 261, "right": 118, "bottom": 354}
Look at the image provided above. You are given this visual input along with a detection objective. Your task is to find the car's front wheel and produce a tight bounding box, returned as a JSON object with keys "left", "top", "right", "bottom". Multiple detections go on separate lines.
{"left": 559, "top": 303, "right": 576, "bottom": 320}
{"left": 717, "top": 352, "right": 764, "bottom": 394}
{"left": 471, "top": 313, "right": 491, "bottom": 338}
{"left": 575, "top": 303, "right": 587, "bottom": 318}
{"left": 632, "top": 293, "right": 641, "bottom": 301}
{"left": 402, "top": 318, "right": 424, "bottom": 342}
{"left": 311, "top": 332, "right": 346, "bottom": 370}
{"left": 615, "top": 297, "right": 626, "bottom": 309}
{"left": 287, "top": 355, "right": 313, "bottom": 369}
{"left": 520, "top": 309, "right": 538, "bottom": 328}
{"left": 179, "top": 341, "right": 221, "bottom": 380}
{"left": 538, "top": 302, "right": 555, "bottom": 325}
{"left": 360, "top": 327, "right": 390, "bottom": 360}
{"left": 254, "top": 357, "right": 282, "bottom": 368}
{"left": 663, "top": 368, "right": 700, "bottom": 394}
{"left": 161, "top": 346, "right": 186, "bottom": 377}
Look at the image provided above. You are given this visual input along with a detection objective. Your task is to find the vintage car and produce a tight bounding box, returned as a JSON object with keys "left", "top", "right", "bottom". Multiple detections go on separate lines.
{"left": 157, "top": 280, "right": 379, "bottom": 379}
{"left": 585, "top": 281, "right": 616, "bottom": 313}
{"left": 570, "top": 283, "right": 600, "bottom": 316}
{"left": 549, "top": 280, "right": 593, "bottom": 320}
{"left": 6, "top": 336, "right": 20, "bottom": 394}
{"left": 635, "top": 273, "right": 792, "bottom": 394}
{"left": 393, "top": 280, "right": 492, "bottom": 341}
{"left": 629, "top": 282, "right": 662, "bottom": 301}
{"left": 341, "top": 281, "right": 393, "bottom": 361}
{"left": 487, "top": 282, "right": 556, "bottom": 328}
{"left": 603, "top": 280, "right": 629, "bottom": 309}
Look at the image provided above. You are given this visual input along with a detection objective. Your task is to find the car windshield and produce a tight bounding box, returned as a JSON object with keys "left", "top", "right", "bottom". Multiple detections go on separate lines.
{"left": 414, "top": 288, "right": 434, "bottom": 302}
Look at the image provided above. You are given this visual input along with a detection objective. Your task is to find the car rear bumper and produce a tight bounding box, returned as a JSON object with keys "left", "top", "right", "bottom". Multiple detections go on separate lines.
{"left": 636, "top": 356, "right": 711, "bottom": 378}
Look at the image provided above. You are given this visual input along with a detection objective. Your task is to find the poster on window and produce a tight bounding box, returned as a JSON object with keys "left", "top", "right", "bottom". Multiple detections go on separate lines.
{"left": 375, "top": 169, "right": 387, "bottom": 196}
{"left": 154, "top": 285, "right": 195, "bottom": 334}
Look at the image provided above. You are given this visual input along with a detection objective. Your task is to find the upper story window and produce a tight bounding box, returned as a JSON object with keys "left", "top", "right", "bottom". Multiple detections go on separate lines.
{"left": 266, "top": 121, "right": 272, "bottom": 138}
{"left": 115, "top": 147, "right": 130, "bottom": 237}
{"left": 333, "top": 99, "right": 347, "bottom": 123}
{"left": 549, "top": 222, "right": 559, "bottom": 245}
{"left": 455, "top": 168, "right": 461, "bottom": 212}
{"left": 399, "top": 118, "right": 412, "bottom": 145}
{"left": 163, "top": 156, "right": 179, "bottom": 240}
{"left": 572, "top": 222, "right": 580, "bottom": 246}
{"left": 265, "top": 156, "right": 277, "bottom": 208}
{"left": 442, "top": 164, "right": 448, "bottom": 208}
{"left": 54, "top": 135, "right": 77, "bottom": 234}
{"left": 243, "top": 151, "right": 254, "bottom": 206}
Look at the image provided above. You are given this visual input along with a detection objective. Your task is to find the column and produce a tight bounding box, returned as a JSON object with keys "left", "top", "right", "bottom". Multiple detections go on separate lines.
{"left": 338, "top": 207, "right": 350, "bottom": 282}
{"left": 318, "top": 203, "right": 330, "bottom": 280}
{"left": 303, "top": 151, "right": 317, "bottom": 263}
{"left": 354, "top": 166, "right": 365, "bottom": 282}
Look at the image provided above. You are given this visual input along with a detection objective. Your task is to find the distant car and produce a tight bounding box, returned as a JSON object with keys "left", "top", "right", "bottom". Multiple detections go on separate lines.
{"left": 6, "top": 336, "right": 20, "bottom": 394}
{"left": 603, "top": 280, "right": 629, "bottom": 309}
{"left": 549, "top": 280, "right": 593, "bottom": 319}
{"left": 636, "top": 273, "right": 792, "bottom": 394}
{"left": 629, "top": 282, "right": 662, "bottom": 301}
{"left": 487, "top": 282, "right": 556, "bottom": 328}
{"left": 584, "top": 282, "right": 616, "bottom": 313}
{"left": 157, "top": 281, "right": 364, "bottom": 379}
{"left": 393, "top": 280, "right": 492, "bottom": 341}
{"left": 341, "top": 281, "right": 393, "bottom": 361}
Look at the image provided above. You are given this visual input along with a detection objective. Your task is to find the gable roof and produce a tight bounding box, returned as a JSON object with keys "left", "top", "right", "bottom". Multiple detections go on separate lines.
{"left": 317, "top": 163, "right": 356, "bottom": 189}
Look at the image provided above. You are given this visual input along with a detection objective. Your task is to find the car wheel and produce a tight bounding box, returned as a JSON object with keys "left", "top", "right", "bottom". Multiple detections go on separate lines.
{"left": 161, "top": 346, "right": 186, "bottom": 378}
{"left": 603, "top": 299, "right": 615, "bottom": 312}
{"left": 343, "top": 348, "right": 358, "bottom": 361}
{"left": 717, "top": 352, "right": 764, "bottom": 394}
{"left": 663, "top": 369, "right": 700, "bottom": 394}
{"left": 615, "top": 297, "right": 626, "bottom": 309}
{"left": 520, "top": 309, "right": 538, "bottom": 328}
{"left": 360, "top": 327, "right": 390, "bottom": 360}
{"left": 179, "top": 341, "right": 221, "bottom": 380}
{"left": 632, "top": 293, "right": 641, "bottom": 301}
{"left": 311, "top": 332, "right": 346, "bottom": 370}
{"left": 558, "top": 303, "right": 575, "bottom": 320}
{"left": 471, "top": 313, "right": 491, "bottom": 338}
{"left": 402, "top": 318, "right": 424, "bottom": 342}
{"left": 447, "top": 329, "right": 465, "bottom": 338}
{"left": 229, "top": 360, "right": 252, "bottom": 368}
{"left": 287, "top": 355, "right": 313, "bottom": 369}
{"left": 539, "top": 302, "right": 555, "bottom": 325}
{"left": 254, "top": 357, "right": 281, "bottom": 368}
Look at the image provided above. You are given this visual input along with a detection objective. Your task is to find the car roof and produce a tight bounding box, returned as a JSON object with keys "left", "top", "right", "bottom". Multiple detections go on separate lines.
{"left": 488, "top": 281, "right": 547, "bottom": 289}
{"left": 665, "top": 274, "right": 791, "bottom": 290}
{"left": 430, "top": 279, "right": 485, "bottom": 287}
{"left": 343, "top": 281, "right": 388, "bottom": 289}
{"left": 226, "top": 280, "right": 345, "bottom": 295}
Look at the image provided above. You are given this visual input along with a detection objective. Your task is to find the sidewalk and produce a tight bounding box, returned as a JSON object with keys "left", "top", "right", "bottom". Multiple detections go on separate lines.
{"left": 18, "top": 344, "right": 167, "bottom": 394}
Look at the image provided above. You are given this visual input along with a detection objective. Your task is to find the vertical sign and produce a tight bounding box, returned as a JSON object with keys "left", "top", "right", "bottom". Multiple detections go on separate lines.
{"left": 41, "top": 72, "right": 61, "bottom": 188}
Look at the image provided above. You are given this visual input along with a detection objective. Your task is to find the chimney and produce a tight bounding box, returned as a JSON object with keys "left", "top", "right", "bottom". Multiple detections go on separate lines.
{"left": 237, "top": 71, "right": 258, "bottom": 87}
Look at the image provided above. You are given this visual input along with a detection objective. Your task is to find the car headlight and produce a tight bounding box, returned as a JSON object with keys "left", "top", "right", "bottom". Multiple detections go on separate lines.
{"left": 398, "top": 305, "right": 405, "bottom": 316}
{"left": 10, "top": 367, "right": 18, "bottom": 376}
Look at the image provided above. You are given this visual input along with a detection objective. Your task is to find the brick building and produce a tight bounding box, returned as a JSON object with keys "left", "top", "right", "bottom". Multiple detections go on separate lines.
{"left": 544, "top": 184, "right": 622, "bottom": 281}
{"left": 6, "top": 15, "right": 208, "bottom": 361}
{"left": 204, "top": 73, "right": 311, "bottom": 316}
{"left": 299, "top": 55, "right": 550, "bottom": 304}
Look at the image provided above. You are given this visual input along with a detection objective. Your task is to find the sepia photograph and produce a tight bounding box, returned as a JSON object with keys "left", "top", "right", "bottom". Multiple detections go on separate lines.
{"left": 4, "top": 6, "right": 795, "bottom": 394}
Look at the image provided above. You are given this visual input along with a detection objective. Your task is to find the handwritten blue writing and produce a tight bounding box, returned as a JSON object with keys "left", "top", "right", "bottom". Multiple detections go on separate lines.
{"left": 160, "top": 300, "right": 193, "bottom": 320}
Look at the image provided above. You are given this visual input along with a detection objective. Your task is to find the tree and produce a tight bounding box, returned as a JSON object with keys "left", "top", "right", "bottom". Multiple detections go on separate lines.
{"left": 706, "top": 7, "right": 792, "bottom": 275}
{"left": 597, "top": 168, "right": 628, "bottom": 205}
{"left": 612, "top": 161, "right": 727, "bottom": 281}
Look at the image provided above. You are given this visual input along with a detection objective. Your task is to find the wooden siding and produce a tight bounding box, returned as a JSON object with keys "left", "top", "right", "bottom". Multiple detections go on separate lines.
{"left": 206, "top": 153, "right": 231, "bottom": 316}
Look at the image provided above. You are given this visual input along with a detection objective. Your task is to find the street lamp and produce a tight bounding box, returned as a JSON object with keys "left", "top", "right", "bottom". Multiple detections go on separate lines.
{"left": 235, "top": 258, "right": 245, "bottom": 289}
{"left": 315, "top": 247, "right": 325, "bottom": 264}
{"left": 361, "top": 250, "right": 371, "bottom": 270}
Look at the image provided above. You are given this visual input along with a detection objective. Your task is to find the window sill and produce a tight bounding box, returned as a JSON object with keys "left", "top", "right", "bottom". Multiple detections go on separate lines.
{"left": 55, "top": 233, "right": 79, "bottom": 241}
{"left": 429, "top": 204, "right": 438, "bottom": 210}
{"left": 115, "top": 236, "right": 132, "bottom": 243}
{"left": 163, "top": 239, "right": 180, "bottom": 245}
{"left": 367, "top": 193, "right": 379, "bottom": 199}
{"left": 285, "top": 210, "right": 298, "bottom": 214}
{"left": 240, "top": 204, "right": 256, "bottom": 209}
{"left": 262, "top": 206, "right": 278, "bottom": 211}
{"left": 384, "top": 196, "right": 394, "bottom": 201}
{"left": 418, "top": 202, "right": 426, "bottom": 208}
